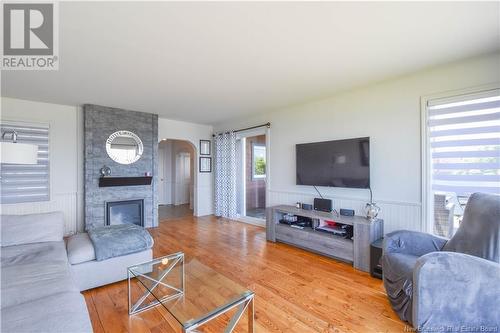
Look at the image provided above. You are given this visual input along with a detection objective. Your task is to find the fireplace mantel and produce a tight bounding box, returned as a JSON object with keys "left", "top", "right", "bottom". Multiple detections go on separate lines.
{"left": 98, "top": 176, "right": 153, "bottom": 187}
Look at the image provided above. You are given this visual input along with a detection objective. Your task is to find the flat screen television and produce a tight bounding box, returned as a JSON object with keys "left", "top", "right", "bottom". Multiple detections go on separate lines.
{"left": 296, "top": 137, "right": 370, "bottom": 189}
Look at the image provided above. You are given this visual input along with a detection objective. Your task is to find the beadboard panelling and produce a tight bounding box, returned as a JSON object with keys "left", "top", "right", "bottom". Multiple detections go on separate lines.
{"left": 0, "top": 192, "right": 78, "bottom": 235}
{"left": 268, "top": 189, "right": 422, "bottom": 234}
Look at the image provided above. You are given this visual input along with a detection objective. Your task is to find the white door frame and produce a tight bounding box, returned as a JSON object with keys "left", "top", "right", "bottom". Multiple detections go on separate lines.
{"left": 158, "top": 139, "right": 197, "bottom": 213}
{"left": 158, "top": 144, "right": 166, "bottom": 205}
{"left": 235, "top": 127, "right": 270, "bottom": 227}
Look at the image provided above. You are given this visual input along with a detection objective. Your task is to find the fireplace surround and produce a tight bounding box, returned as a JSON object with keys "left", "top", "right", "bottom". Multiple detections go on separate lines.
{"left": 84, "top": 104, "right": 158, "bottom": 230}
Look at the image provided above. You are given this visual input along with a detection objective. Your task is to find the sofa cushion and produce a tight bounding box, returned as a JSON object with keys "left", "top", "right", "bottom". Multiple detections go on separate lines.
{"left": 1, "top": 211, "right": 64, "bottom": 247}
{"left": 0, "top": 211, "right": 92, "bottom": 332}
{"left": 1, "top": 241, "right": 68, "bottom": 267}
{"left": 1, "top": 261, "right": 78, "bottom": 308}
{"left": 88, "top": 224, "right": 154, "bottom": 261}
{"left": 1, "top": 291, "right": 92, "bottom": 333}
{"left": 67, "top": 233, "right": 96, "bottom": 264}
{"left": 71, "top": 248, "right": 153, "bottom": 291}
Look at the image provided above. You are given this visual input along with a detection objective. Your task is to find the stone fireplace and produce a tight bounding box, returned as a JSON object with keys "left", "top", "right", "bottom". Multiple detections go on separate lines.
{"left": 84, "top": 104, "right": 158, "bottom": 230}
{"left": 106, "top": 199, "right": 144, "bottom": 226}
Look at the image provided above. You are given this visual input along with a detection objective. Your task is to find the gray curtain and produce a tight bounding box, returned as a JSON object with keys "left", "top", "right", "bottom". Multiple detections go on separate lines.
{"left": 214, "top": 132, "right": 237, "bottom": 218}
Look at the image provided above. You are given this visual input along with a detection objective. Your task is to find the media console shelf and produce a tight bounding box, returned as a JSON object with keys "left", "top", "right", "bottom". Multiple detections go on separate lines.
{"left": 266, "top": 205, "right": 383, "bottom": 272}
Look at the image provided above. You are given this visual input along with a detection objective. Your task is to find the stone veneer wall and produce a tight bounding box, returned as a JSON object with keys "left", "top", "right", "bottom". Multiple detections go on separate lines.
{"left": 84, "top": 104, "right": 158, "bottom": 229}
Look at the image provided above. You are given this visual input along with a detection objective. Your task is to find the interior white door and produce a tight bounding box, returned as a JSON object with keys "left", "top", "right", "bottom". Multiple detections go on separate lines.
{"left": 175, "top": 152, "right": 191, "bottom": 205}
{"left": 158, "top": 146, "right": 166, "bottom": 204}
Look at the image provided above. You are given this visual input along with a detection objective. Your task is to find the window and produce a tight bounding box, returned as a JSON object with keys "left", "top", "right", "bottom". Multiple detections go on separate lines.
{"left": 424, "top": 88, "right": 500, "bottom": 236}
{"left": 252, "top": 144, "right": 266, "bottom": 179}
{"left": 1, "top": 122, "right": 49, "bottom": 204}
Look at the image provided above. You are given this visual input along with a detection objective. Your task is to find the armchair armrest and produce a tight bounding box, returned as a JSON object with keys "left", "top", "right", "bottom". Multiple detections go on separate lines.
{"left": 413, "top": 252, "right": 500, "bottom": 331}
{"left": 384, "top": 230, "right": 447, "bottom": 257}
{"left": 1, "top": 211, "right": 65, "bottom": 246}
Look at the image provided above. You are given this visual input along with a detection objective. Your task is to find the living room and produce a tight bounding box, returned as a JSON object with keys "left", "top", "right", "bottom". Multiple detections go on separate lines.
{"left": 1, "top": 1, "right": 499, "bottom": 332}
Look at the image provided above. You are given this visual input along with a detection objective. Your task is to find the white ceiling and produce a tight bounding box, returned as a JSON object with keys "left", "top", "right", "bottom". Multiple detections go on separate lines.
{"left": 2, "top": 1, "right": 499, "bottom": 124}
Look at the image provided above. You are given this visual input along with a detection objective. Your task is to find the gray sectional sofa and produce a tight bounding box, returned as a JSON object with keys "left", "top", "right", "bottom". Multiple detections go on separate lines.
{"left": 1, "top": 212, "right": 93, "bottom": 333}
{"left": 68, "top": 230, "right": 152, "bottom": 291}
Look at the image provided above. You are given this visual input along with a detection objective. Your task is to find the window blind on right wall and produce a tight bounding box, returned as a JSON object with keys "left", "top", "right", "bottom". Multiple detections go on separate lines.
{"left": 428, "top": 89, "right": 500, "bottom": 198}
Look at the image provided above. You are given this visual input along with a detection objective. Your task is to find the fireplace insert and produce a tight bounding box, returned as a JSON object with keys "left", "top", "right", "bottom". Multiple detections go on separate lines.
{"left": 106, "top": 199, "right": 144, "bottom": 227}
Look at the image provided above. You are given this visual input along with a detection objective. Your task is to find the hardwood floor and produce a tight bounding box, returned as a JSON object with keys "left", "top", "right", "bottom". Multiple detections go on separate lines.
{"left": 158, "top": 204, "right": 193, "bottom": 221}
{"left": 83, "top": 216, "right": 406, "bottom": 333}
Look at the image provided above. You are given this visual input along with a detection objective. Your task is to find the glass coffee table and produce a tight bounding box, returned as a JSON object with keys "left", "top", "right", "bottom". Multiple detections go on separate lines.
{"left": 128, "top": 252, "right": 254, "bottom": 332}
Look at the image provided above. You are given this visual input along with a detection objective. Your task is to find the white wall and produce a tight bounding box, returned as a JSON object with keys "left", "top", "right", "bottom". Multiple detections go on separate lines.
{"left": 0, "top": 97, "right": 84, "bottom": 234}
{"left": 214, "top": 53, "right": 500, "bottom": 233}
{"left": 158, "top": 118, "right": 214, "bottom": 216}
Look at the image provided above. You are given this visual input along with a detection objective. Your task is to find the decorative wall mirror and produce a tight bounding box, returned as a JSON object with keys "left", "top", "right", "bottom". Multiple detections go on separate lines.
{"left": 106, "top": 130, "right": 143, "bottom": 165}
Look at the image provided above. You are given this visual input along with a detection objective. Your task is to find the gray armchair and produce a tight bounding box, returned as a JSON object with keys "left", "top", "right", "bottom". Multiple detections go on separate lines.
{"left": 382, "top": 192, "right": 500, "bottom": 331}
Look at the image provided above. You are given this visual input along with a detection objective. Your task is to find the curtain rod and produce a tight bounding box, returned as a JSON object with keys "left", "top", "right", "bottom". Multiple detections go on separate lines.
{"left": 212, "top": 122, "right": 271, "bottom": 137}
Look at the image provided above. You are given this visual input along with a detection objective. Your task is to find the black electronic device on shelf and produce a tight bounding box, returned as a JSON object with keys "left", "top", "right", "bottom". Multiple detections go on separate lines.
{"left": 279, "top": 214, "right": 312, "bottom": 228}
{"left": 316, "top": 225, "right": 346, "bottom": 235}
{"left": 340, "top": 208, "right": 355, "bottom": 216}
{"left": 316, "top": 223, "right": 353, "bottom": 239}
{"left": 314, "top": 198, "right": 332, "bottom": 212}
{"left": 301, "top": 203, "right": 313, "bottom": 211}
{"left": 297, "top": 216, "right": 313, "bottom": 228}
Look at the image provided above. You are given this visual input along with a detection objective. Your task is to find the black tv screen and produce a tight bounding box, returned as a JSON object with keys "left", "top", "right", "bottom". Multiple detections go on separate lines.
{"left": 296, "top": 137, "right": 370, "bottom": 189}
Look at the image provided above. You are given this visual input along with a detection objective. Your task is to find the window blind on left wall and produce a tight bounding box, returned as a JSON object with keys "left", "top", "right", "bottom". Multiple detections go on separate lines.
{"left": 0, "top": 122, "right": 50, "bottom": 204}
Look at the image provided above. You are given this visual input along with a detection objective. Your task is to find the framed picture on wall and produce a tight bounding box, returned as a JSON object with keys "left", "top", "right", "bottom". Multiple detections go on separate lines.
{"left": 200, "top": 140, "right": 211, "bottom": 155}
{"left": 199, "top": 157, "right": 212, "bottom": 173}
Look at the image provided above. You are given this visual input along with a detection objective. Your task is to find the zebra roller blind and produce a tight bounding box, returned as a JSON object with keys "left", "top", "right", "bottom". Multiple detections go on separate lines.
{"left": 427, "top": 89, "right": 500, "bottom": 198}
{"left": 1, "top": 122, "right": 50, "bottom": 203}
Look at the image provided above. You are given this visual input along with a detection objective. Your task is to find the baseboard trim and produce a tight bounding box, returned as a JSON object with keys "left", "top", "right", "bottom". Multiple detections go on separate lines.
{"left": 235, "top": 216, "right": 266, "bottom": 228}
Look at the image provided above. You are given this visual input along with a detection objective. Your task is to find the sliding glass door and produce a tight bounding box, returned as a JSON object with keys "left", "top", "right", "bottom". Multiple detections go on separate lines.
{"left": 245, "top": 135, "right": 266, "bottom": 219}
{"left": 235, "top": 130, "right": 268, "bottom": 222}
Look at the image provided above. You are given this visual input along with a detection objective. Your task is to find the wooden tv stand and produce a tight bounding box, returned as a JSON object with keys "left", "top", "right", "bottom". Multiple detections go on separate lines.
{"left": 266, "top": 205, "right": 383, "bottom": 272}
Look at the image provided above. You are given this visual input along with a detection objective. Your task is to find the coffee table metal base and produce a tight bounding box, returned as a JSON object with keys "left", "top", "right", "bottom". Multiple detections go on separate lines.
{"left": 128, "top": 253, "right": 184, "bottom": 315}
{"left": 183, "top": 293, "right": 254, "bottom": 333}
{"left": 128, "top": 253, "right": 254, "bottom": 332}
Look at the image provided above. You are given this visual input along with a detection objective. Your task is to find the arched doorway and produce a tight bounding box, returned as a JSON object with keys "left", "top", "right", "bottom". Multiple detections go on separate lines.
{"left": 158, "top": 139, "right": 196, "bottom": 221}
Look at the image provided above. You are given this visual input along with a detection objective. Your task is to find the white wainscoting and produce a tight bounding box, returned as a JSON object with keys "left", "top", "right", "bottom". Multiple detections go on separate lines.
{"left": 268, "top": 189, "right": 422, "bottom": 234}
{"left": 0, "top": 192, "right": 79, "bottom": 236}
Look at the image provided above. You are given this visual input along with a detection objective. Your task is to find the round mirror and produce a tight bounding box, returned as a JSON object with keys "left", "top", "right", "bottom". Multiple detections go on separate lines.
{"left": 105, "top": 130, "right": 143, "bottom": 165}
